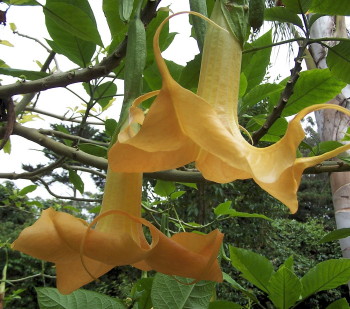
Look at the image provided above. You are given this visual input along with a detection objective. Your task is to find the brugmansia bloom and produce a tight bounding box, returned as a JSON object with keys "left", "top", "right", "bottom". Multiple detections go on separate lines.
{"left": 109, "top": 4, "right": 350, "bottom": 213}
{"left": 12, "top": 170, "right": 223, "bottom": 294}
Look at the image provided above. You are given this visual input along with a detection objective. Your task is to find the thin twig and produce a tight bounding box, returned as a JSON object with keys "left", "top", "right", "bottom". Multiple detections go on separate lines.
{"left": 24, "top": 107, "right": 104, "bottom": 125}
{"left": 38, "top": 129, "right": 109, "bottom": 146}
{"left": 35, "top": 177, "right": 102, "bottom": 202}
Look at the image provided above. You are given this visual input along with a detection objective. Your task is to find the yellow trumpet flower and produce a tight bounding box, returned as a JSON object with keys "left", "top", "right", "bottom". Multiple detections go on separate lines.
{"left": 109, "top": 4, "right": 350, "bottom": 213}
{"left": 12, "top": 171, "right": 223, "bottom": 294}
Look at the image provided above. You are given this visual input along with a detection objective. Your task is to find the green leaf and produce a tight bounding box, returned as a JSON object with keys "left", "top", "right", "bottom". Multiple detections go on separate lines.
{"left": 189, "top": 0, "right": 208, "bottom": 51}
{"left": 239, "top": 73, "right": 248, "bottom": 98}
{"left": 44, "top": 0, "right": 99, "bottom": 66}
{"left": 264, "top": 7, "right": 303, "bottom": 28}
{"left": 326, "top": 298, "right": 350, "bottom": 309}
{"left": 6, "top": 0, "right": 39, "bottom": 5}
{"left": 144, "top": 60, "right": 183, "bottom": 91}
{"left": 68, "top": 170, "right": 84, "bottom": 194}
{"left": 177, "top": 182, "right": 198, "bottom": 189}
{"left": 319, "top": 228, "right": 350, "bottom": 244}
{"left": 267, "top": 266, "right": 301, "bottom": 309}
{"left": 78, "top": 144, "right": 108, "bottom": 158}
{"left": 154, "top": 180, "right": 175, "bottom": 197}
{"left": 2, "top": 139, "right": 11, "bottom": 154}
{"left": 283, "top": 255, "right": 294, "bottom": 270}
{"left": 220, "top": 0, "right": 250, "bottom": 46}
{"left": 0, "top": 68, "right": 49, "bottom": 80}
{"left": 229, "top": 246, "right": 275, "bottom": 293}
{"left": 283, "top": 0, "right": 312, "bottom": 13}
{"left": 119, "top": 0, "right": 134, "bottom": 22}
{"left": 170, "top": 191, "right": 186, "bottom": 200}
{"left": 103, "top": 0, "right": 127, "bottom": 48}
{"left": 309, "top": 0, "right": 350, "bottom": 15}
{"left": 44, "top": 1, "right": 102, "bottom": 46}
{"left": 105, "top": 119, "right": 118, "bottom": 137}
{"left": 55, "top": 124, "right": 72, "bottom": 146}
{"left": 93, "top": 82, "right": 117, "bottom": 109}
{"left": 301, "top": 259, "right": 350, "bottom": 299}
{"left": 214, "top": 201, "right": 272, "bottom": 220}
{"left": 18, "top": 185, "right": 37, "bottom": 196}
{"left": 223, "top": 272, "right": 260, "bottom": 304}
{"left": 145, "top": 10, "right": 174, "bottom": 66}
{"left": 131, "top": 278, "right": 153, "bottom": 309}
{"left": 242, "top": 30, "right": 272, "bottom": 91}
{"left": 281, "top": 69, "right": 346, "bottom": 116}
{"left": 36, "top": 287, "right": 126, "bottom": 309}
{"left": 151, "top": 273, "right": 215, "bottom": 309}
{"left": 309, "top": 141, "right": 343, "bottom": 156}
{"left": 327, "top": 41, "right": 350, "bottom": 84}
{"left": 178, "top": 54, "right": 201, "bottom": 92}
{"left": 46, "top": 33, "right": 95, "bottom": 68}
{"left": 208, "top": 301, "right": 242, "bottom": 309}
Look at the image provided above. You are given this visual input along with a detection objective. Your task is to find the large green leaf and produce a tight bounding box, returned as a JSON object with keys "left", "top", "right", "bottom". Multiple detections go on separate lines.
{"left": 45, "top": 22, "right": 95, "bottom": 67}
{"left": 0, "top": 68, "right": 49, "bottom": 80}
{"left": 267, "top": 266, "right": 301, "bottom": 309}
{"left": 103, "top": 0, "right": 127, "bottom": 50}
{"left": 131, "top": 278, "right": 153, "bottom": 309}
{"left": 229, "top": 246, "right": 275, "bottom": 293}
{"left": 223, "top": 272, "right": 260, "bottom": 304}
{"left": 309, "top": 141, "right": 343, "bottom": 156}
{"left": 326, "top": 298, "right": 350, "bottom": 309}
{"left": 36, "top": 288, "right": 126, "bottom": 309}
{"left": 310, "top": 0, "right": 350, "bottom": 15}
{"left": 319, "top": 228, "right": 350, "bottom": 244}
{"left": 240, "top": 83, "right": 284, "bottom": 114}
{"left": 145, "top": 10, "right": 175, "bottom": 66}
{"left": 214, "top": 201, "right": 272, "bottom": 221}
{"left": 281, "top": 69, "right": 346, "bottom": 116}
{"left": 264, "top": 7, "right": 303, "bottom": 28}
{"left": 44, "top": 1, "right": 102, "bottom": 46}
{"left": 151, "top": 273, "right": 215, "bottom": 309}
{"left": 208, "top": 301, "right": 242, "bottom": 309}
{"left": 327, "top": 41, "right": 350, "bottom": 84}
{"left": 178, "top": 54, "right": 202, "bottom": 92}
{"left": 283, "top": 0, "right": 312, "bottom": 13}
{"left": 93, "top": 82, "right": 118, "bottom": 109}
{"left": 242, "top": 30, "right": 272, "bottom": 91}
{"left": 144, "top": 60, "right": 183, "bottom": 91}
{"left": 301, "top": 259, "right": 350, "bottom": 299}
{"left": 154, "top": 180, "right": 176, "bottom": 197}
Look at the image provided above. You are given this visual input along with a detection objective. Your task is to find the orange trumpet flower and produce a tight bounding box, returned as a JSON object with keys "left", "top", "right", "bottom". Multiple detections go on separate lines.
{"left": 12, "top": 171, "right": 223, "bottom": 294}
{"left": 109, "top": 4, "right": 350, "bottom": 213}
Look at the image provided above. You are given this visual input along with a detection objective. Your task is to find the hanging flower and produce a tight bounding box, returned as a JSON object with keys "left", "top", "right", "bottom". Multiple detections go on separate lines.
{"left": 12, "top": 171, "right": 223, "bottom": 294}
{"left": 108, "top": 4, "right": 350, "bottom": 213}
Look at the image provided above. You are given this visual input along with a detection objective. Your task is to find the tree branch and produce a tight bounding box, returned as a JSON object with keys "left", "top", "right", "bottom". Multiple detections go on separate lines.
{"left": 0, "top": 0, "right": 161, "bottom": 98}
{"left": 251, "top": 42, "right": 307, "bottom": 144}
{"left": 38, "top": 129, "right": 108, "bottom": 146}
{"left": 24, "top": 107, "right": 104, "bottom": 125}
{"left": 35, "top": 178, "right": 101, "bottom": 202}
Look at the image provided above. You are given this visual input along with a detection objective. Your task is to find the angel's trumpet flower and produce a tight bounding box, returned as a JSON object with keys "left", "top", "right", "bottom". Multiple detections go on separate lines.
{"left": 12, "top": 170, "right": 223, "bottom": 294}
{"left": 109, "top": 3, "right": 350, "bottom": 213}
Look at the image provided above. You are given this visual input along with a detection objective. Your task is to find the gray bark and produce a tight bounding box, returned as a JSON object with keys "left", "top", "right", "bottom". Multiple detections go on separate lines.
{"left": 309, "top": 16, "right": 350, "bottom": 259}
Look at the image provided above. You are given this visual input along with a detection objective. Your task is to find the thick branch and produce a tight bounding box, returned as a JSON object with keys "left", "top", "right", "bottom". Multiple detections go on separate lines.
{"left": 0, "top": 0, "right": 161, "bottom": 98}
{"left": 252, "top": 43, "right": 307, "bottom": 144}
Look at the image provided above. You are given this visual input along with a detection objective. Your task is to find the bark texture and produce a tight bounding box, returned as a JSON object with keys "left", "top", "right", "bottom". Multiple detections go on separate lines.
{"left": 309, "top": 16, "right": 350, "bottom": 258}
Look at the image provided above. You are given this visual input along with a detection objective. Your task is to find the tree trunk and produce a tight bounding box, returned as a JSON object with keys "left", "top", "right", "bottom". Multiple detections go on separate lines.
{"left": 309, "top": 16, "right": 350, "bottom": 259}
